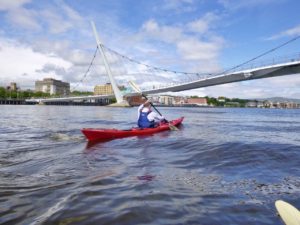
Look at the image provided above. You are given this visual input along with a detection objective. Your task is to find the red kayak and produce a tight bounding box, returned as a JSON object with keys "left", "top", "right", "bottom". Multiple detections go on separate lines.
{"left": 81, "top": 117, "right": 184, "bottom": 142}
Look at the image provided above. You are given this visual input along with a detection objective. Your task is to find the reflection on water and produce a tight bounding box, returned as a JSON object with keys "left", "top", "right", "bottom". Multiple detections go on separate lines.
{"left": 0, "top": 105, "right": 300, "bottom": 224}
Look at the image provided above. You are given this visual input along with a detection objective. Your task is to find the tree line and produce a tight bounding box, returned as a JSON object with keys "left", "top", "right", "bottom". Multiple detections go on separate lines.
{"left": 181, "top": 95, "right": 250, "bottom": 107}
{"left": 0, "top": 87, "right": 93, "bottom": 99}
{"left": 0, "top": 86, "right": 249, "bottom": 107}
{"left": 205, "top": 96, "right": 249, "bottom": 107}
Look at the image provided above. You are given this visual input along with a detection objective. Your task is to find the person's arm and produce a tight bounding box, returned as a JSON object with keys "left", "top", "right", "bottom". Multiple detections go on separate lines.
{"left": 148, "top": 111, "right": 165, "bottom": 122}
{"left": 137, "top": 103, "right": 144, "bottom": 118}
{"left": 138, "top": 103, "right": 144, "bottom": 112}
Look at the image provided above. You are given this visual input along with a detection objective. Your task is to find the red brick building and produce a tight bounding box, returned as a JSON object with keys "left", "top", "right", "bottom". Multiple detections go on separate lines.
{"left": 126, "top": 96, "right": 145, "bottom": 106}
{"left": 186, "top": 97, "right": 207, "bottom": 106}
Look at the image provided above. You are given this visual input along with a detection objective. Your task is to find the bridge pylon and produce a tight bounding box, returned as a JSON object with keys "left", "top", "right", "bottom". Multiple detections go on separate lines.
{"left": 91, "top": 21, "right": 130, "bottom": 107}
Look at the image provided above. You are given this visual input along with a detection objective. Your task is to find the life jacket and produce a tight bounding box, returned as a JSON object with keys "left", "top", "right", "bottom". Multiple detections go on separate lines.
{"left": 138, "top": 111, "right": 155, "bottom": 128}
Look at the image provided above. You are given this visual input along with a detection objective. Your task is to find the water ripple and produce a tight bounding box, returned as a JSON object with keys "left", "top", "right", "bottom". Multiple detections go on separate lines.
{"left": 0, "top": 106, "right": 300, "bottom": 224}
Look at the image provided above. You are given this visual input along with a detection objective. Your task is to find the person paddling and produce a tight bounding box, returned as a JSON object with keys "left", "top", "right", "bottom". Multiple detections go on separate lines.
{"left": 137, "top": 100, "right": 167, "bottom": 128}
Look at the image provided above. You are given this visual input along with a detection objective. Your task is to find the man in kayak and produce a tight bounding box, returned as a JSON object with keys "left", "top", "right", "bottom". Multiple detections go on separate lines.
{"left": 137, "top": 100, "right": 167, "bottom": 128}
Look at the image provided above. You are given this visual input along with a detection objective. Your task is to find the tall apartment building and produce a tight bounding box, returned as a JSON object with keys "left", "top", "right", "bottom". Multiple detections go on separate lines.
{"left": 9, "top": 82, "right": 17, "bottom": 91}
{"left": 35, "top": 78, "right": 70, "bottom": 96}
{"left": 159, "top": 95, "right": 175, "bottom": 105}
{"left": 94, "top": 83, "right": 114, "bottom": 95}
{"left": 94, "top": 83, "right": 125, "bottom": 95}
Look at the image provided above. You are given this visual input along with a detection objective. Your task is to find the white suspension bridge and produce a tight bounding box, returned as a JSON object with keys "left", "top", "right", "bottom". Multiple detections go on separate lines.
{"left": 27, "top": 22, "right": 300, "bottom": 105}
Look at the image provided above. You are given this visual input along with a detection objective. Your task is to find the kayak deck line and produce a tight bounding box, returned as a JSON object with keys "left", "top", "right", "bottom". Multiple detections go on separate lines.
{"left": 81, "top": 117, "right": 184, "bottom": 142}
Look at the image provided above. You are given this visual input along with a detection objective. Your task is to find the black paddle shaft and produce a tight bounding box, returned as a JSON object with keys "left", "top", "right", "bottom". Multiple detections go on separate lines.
{"left": 141, "top": 93, "right": 163, "bottom": 117}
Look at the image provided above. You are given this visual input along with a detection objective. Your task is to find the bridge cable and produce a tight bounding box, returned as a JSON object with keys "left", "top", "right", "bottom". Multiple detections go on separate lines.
{"left": 71, "top": 46, "right": 98, "bottom": 92}
{"left": 221, "top": 34, "right": 300, "bottom": 75}
{"left": 102, "top": 34, "right": 300, "bottom": 79}
{"left": 102, "top": 45, "right": 205, "bottom": 76}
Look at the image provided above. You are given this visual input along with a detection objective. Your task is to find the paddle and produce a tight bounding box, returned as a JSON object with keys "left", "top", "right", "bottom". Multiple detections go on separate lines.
{"left": 128, "top": 81, "right": 179, "bottom": 131}
{"left": 275, "top": 200, "right": 300, "bottom": 225}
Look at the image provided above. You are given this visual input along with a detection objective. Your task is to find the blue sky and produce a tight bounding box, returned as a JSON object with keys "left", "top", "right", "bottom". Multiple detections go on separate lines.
{"left": 0, "top": 0, "right": 300, "bottom": 98}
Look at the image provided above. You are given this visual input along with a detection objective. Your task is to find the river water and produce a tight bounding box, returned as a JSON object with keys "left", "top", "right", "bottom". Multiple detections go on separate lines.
{"left": 0, "top": 105, "right": 300, "bottom": 225}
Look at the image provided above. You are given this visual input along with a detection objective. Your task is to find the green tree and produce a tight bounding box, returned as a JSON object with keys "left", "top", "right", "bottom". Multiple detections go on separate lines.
{"left": 10, "top": 91, "right": 18, "bottom": 99}
{"left": 71, "top": 90, "right": 94, "bottom": 96}
{"left": 34, "top": 91, "right": 50, "bottom": 98}
{"left": 22, "top": 91, "right": 34, "bottom": 98}
{"left": 0, "top": 87, "right": 6, "bottom": 98}
{"left": 205, "top": 96, "right": 220, "bottom": 106}
{"left": 111, "top": 97, "right": 117, "bottom": 103}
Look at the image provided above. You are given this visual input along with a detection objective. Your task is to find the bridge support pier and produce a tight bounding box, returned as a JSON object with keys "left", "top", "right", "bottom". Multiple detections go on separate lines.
{"left": 108, "top": 100, "right": 131, "bottom": 107}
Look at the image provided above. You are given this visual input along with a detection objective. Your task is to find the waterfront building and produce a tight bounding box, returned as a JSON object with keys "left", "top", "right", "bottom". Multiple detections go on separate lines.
{"left": 286, "top": 102, "right": 299, "bottom": 108}
{"left": 246, "top": 101, "right": 258, "bottom": 108}
{"left": 279, "top": 102, "right": 286, "bottom": 108}
{"left": 6, "top": 82, "right": 18, "bottom": 91}
{"left": 94, "top": 83, "right": 113, "bottom": 95}
{"left": 159, "top": 95, "right": 175, "bottom": 105}
{"left": 217, "top": 96, "right": 226, "bottom": 102}
{"left": 149, "top": 95, "right": 160, "bottom": 104}
{"left": 94, "top": 83, "right": 125, "bottom": 95}
{"left": 257, "top": 101, "right": 264, "bottom": 108}
{"left": 10, "top": 82, "right": 17, "bottom": 91}
{"left": 126, "top": 96, "right": 144, "bottom": 106}
{"left": 271, "top": 102, "right": 283, "bottom": 108}
{"left": 263, "top": 101, "right": 272, "bottom": 108}
{"left": 186, "top": 97, "right": 208, "bottom": 106}
{"left": 35, "top": 78, "right": 70, "bottom": 96}
{"left": 174, "top": 96, "right": 187, "bottom": 105}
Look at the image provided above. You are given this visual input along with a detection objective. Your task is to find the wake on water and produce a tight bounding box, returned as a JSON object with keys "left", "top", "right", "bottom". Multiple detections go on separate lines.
{"left": 50, "top": 133, "right": 85, "bottom": 142}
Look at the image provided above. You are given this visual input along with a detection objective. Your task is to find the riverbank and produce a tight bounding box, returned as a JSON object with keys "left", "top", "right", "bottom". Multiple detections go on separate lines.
{"left": 1, "top": 100, "right": 300, "bottom": 109}
{"left": 0, "top": 99, "right": 111, "bottom": 106}
{"left": 0, "top": 99, "right": 34, "bottom": 105}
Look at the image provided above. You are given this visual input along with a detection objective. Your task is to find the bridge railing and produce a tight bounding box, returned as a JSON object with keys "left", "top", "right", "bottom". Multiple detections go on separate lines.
{"left": 226, "top": 52, "right": 300, "bottom": 73}
{"left": 140, "top": 52, "right": 300, "bottom": 91}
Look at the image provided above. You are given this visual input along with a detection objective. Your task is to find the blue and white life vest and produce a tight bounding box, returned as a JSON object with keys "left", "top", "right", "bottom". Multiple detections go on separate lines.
{"left": 138, "top": 111, "right": 155, "bottom": 128}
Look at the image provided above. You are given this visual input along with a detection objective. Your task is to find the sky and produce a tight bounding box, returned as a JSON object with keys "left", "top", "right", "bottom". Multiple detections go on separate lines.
{"left": 0, "top": 0, "right": 300, "bottom": 99}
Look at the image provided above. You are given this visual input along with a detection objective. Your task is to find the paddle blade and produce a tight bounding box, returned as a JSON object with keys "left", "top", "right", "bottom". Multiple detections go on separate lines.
{"left": 169, "top": 124, "right": 179, "bottom": 131}
{"left": 275, "top": 200, "right": 300, "bottom": 225}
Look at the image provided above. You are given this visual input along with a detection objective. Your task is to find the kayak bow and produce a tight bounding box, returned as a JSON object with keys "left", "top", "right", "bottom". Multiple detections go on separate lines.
{"left": 81, "top": 117, "right": 184, "bottom": 142}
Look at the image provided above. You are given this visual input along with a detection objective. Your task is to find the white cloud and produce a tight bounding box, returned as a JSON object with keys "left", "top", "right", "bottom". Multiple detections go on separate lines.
{"left": 0, "top": 0, "right": 31, "bottom": 11}
{"left": 187, "top": 12, "right": 219, "bottom": 34}
{"left": 6, "top": 7, "right": 40, "bottom": 30}
{"left": 142, "top": 19, "right": 183, "bottom": 44}
{"left": 267, "top": 74, "right": 300, "bottom": 87}
{"left": 40, "top": 1, "right": 85, "bottom": 34}
{"left": 267, "top": 24, "right": 300, "bottom": 40}
{"left": 218, "top": 0, "right": 284, "bottom": 11}
{"left": 140, "top": 18, "right": 224, "bottom": 72}
{"left": 0, "top": 37, "right": 72, "bottom": 88}
{"left": 0, "top": 1, "right": 96, "bottom": 90}
{"left": 159, "top": 0, "right": 196, "bottom": 13}
{"left": 194, "top": 75, "right": 300, "bottom": 99}
{"left": 32, "top": 39, "right": 71, "bottom": 55}
{"left": 41, "top": 9, "right": 73, "bottom": 34}
{"left": 177, "top": 37, "right": 223, "bottom": 61}
{"left": 1, "top": 0, "right": 86, "bottom": 34}
{"left": 0, "top": 0, "right": 40, "bottom": 30}
{"left": 60, "top": 2, "right": 82, "bottom": 23}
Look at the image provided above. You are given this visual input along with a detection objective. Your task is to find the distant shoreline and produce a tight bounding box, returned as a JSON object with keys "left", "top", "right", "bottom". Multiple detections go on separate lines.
{"left": 1, "top": 100, "right": 299, "bottom": 109}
